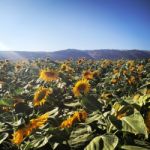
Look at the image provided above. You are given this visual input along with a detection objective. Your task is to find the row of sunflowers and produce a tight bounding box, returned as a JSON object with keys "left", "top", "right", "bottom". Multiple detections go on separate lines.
{"left": 0, "top": 58, "right": 150, "bottom": 150}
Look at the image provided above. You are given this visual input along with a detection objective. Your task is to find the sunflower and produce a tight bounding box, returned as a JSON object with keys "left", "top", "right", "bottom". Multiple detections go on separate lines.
{"left": 117, "top": 112, "right": 127, "bottom": 120}
{"left": 60, "top": 63, "right": 68, "bottom": 71}
{"left": 39, "top": 69, "right": 58, "bottom": 82}
{"left": 137, "top": 64, "right": 144, "bottom": 73}
{"left": 127, "top": 76, "right": 135, "bottom": 85}
{"left": 100, "top": 92, "right": 112, "bottom": 101}
{"left": 92, "top": 70, "right": 99, "bottom": 78}
{"left": 73, "top": 78, "right": 90, "bottom": 97}
{"left": 12, "top": 112, "right": 49, "bottom": 145}
{"left": 111, "top": 78, "right": 117, "bottom": 84}
{"left": 12, "top": 129, "right": 24, "bottom": 145}
{"left": 30, "top": 112, "right": 49, "bottom": 129}
{"left": 33, "top": 87, "right": 53, "bottom": 106}
{"left": 82, "top": 70, "right": 93, "bottom": 80}
{"left": 60, "top": 63, "right": 74, "bottom": 73}
{"left": 113, "top": 69, "right": 119, "bottom": 74}
{"left": 60, "top": 110, "right": 87, "bottom": 128}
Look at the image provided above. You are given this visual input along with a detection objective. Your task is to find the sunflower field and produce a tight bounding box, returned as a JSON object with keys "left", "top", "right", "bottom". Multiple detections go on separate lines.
{"left": 0, "top": 58, "right": 150, "bottom": 150}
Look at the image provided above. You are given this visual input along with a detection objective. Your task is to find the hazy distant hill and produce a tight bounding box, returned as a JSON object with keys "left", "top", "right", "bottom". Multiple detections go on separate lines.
{"left": 0, "top": 49, "right": 150, "bottom": 60}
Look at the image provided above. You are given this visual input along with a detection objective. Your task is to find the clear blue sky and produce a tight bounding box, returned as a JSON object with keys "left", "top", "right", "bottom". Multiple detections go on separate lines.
{"left": 0, "top": 0, "right": 150, "bottom": 51}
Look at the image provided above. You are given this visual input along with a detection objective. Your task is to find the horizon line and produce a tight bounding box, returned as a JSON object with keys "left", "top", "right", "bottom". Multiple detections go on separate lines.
{"left": 0, "top": 48, "right": 150, "bottom": 52}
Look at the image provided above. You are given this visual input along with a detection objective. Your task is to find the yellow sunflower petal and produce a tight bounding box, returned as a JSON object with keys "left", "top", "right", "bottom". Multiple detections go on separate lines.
{"left": 33, "top": 87, "right": 53, "bottom": 106}
{"left": 39, "top": 69, "right": 58, "bottom": 82}
{"left": 73, "top": 78, "right": 90, "bottom": 97}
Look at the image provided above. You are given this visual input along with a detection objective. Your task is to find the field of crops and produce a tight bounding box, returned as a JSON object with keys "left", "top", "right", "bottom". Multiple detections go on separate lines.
{"left": 0, "top": 58, "right": 150, "bottom": 150}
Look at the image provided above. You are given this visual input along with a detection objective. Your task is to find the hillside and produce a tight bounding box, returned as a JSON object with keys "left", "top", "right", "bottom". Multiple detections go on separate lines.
{"left": 0, "top": 49, "right": 150, "bottom": 60}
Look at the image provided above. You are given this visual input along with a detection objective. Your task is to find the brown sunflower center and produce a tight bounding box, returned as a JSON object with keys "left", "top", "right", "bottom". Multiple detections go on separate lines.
{"left": 44, "top": 71, "right": 55, "bottom": 77}
{"left": 84, "top": 72, "right": 91, "bottom": 76}
{"left": 78, "top": 83, "right": 86, "bottom": 92}
{"left": 37, "top": 90, "right": 47, "bottom": 100}
{"left": 62, "top": 65, "right": 67, "bottom": 70}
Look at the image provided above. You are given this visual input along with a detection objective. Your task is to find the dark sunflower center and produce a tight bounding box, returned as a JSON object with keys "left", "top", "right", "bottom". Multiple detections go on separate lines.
{"left": 93, "top": 72, "right": 98, "bottom": 77}
{"left": 45, "top": 71, "right": 55, "bottom": 77}
{"left": 84, "top": 72, "right": 91, "bottom": 76}
{"left": 62, "top": 65, "right": 67, "bottom": 70}
{"left": 37, "top": 90, "right": 46, "bottom": 100}
{"left": 78, "top": 84, "right": 86, "bottom": 92}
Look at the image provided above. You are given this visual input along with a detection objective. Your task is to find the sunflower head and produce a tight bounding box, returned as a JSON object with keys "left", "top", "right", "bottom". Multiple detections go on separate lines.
{"left": 33, "top": 87, "right": 53, "bottom": 106}
{"left": 15, "top": 64, "right": 22, "bottom": 70}
{"left": 12, "top": 112, "right": 49, "bottom": 145}
{"left": 137, "top": 64, "right": 144, "bottom": 73}
{"left": 111, "top": 78, "right": 117, "bottom": 84}
{"left": 12, "top": 129, "right": 24, "bottom": 145}
{"left": 127, "top": 76, "right": 135, "bottom": 85}
{"left": 30, "top": 112, "right": 49, "bottom": 129}
{"left": 113, "top": 69, "right": 119, "bottom": 74}
{"left": 77, "top": 58, "right": 85, "bottom": 65}
{"left": 82, "top": 70, "right": 93, "bottom": 80}
{"left": 60, "top": 64, "right": 68, "bottom": 71}
{"left": 92, "top": 70, "right": 99, "bottom": 78}
{"left": 60, "top": 110, "right": 87, "bottom": 128}
{"left": 73, "top": 78, "right": 90, "bottom": 97}
{"left": 39, "top": 69, "right": 58, "bottom": 82}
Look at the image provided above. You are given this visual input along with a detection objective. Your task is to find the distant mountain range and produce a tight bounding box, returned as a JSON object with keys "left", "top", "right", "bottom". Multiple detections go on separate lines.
{"left": 0, "top": 49, "right": 150, "bottom": 60}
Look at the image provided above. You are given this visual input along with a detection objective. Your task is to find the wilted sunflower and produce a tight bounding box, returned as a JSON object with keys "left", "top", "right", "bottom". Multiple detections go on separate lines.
{"left": 73, "top": 78, "right": 90, "bottom": 97}
{"left": 33, "top": 87, "right": 53, "bottom": 106}
{"left": 12, "top": 112, "right": 49, "bottom": 145}
{"left": 60, "top": 110, "right": 87, "bottom": 128}
{"left": 82, "top": 70, "right": 93, "bottom": 80}
{"left": 30, "top": 112, "right": 49, "bottom": 129}
{"left": 12, "top": 129, "right": 24, "bottom": 145}
{"left": 39, "top": 69, "right": 58, "bottom": 82}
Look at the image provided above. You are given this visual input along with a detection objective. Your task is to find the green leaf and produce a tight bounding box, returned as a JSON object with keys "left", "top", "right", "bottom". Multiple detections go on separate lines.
{"left": 64, "top": 101, "right": 81, "bottom": 108}
{"left": 0, "top": 133, "right": 9, "bottom": 144}
{"left": 85, "top": 134, "right": 118, "bottom": 150}
{"left": 14, "top": 87, "right": 24, "bottom": 95}
{"left": 48, "top": 107, "right": 59, "bottom": 118}
{"left": 81, "top": 95, "right": 102, "bottom": 112}
{"left": 0, "top": 98, "right": 13, "bottom": 106}
{"left": 121, "top": 111, "right": 148, "bottom": 138}
{"left": 134, "top": 94, "right": 150, "bottom": 106}
{"left": 121, "top": 145, "right": 148, "bottom": 150}
{"left": 68, "top": 125, "right": 93, "bottom": 149}
{"left": 86, "top": 111, "right": 102, "bottom": 124}
{"left": 23, "top": 136, "right": 52, "bottom": 149}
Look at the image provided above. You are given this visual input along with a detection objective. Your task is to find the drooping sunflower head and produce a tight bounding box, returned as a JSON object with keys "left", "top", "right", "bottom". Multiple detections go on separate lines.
{"left": 39, "top": 69, "right": 58, "bottom": 82}
{"left": 60, "top": 110, "right": 87, "bottom": 128}
{"left": 33, "top": 87, "right": 53, "bottom": 106}
{"left": 12, "top": 129, "right": 24, "bottom": 145}
{"left": 82, "top": 70, "right": 93, "bottom": 80}
{"left": 30, "top": 112, "right": 49, "bottom": 129}
{"left": 73, "top": 78, "right": 90, "bottom": 97}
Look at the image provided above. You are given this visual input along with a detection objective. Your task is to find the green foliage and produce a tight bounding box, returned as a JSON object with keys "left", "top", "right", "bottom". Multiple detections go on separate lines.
{"left": 0, "top": 58, "right": 150, "bottom": 149}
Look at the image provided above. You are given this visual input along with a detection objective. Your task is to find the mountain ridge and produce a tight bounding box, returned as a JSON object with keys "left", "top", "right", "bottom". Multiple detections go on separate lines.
{"left": 0, "top": 49, "right": 150, "bottom": 60}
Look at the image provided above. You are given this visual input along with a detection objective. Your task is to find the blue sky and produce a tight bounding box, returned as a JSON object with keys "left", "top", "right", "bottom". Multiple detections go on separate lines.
{"left": 0, "top": 0, "right": 150, "bottom": 51}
